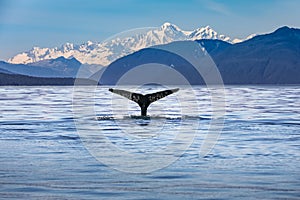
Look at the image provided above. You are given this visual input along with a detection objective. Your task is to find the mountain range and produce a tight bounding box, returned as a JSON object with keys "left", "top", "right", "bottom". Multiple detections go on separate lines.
{"left": 0, "top": 56, "right": 98, "bottom": 85}
{"left": 1, "top": 25, "right": 299, "bottom": 85}
{"left": 94, "top": 26, "right": 300, "bottom": 85}
{"left": 8, "top": 23, "right": 251, "bottom": 66}
{"left": 0, "top": 57, "right": 82, "bottom": 78}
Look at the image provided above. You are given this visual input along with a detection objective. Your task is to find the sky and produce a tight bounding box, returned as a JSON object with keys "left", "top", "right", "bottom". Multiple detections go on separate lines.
{"left": 0, "top": 0, "right": 300, "bottom": 60}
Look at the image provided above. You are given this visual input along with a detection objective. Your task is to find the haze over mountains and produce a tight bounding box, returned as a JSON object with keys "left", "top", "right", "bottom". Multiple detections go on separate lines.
{"left": 0, "top": 24, "right": 299, "bottom": 85}
{"left": 0, "top": 57, "right": 81, "bottom": 78}
{"left": 8, "top": 23, "right": 250, "bottom": 66}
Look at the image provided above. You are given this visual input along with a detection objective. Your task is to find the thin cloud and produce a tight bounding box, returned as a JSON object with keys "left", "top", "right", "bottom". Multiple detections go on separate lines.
{"left": 203, "top": 0, "right": 232, "bottom": 15}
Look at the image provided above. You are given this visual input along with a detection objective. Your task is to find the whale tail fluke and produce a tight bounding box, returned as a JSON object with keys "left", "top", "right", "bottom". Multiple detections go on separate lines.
{"left": 146, "top": 88, "right": 179, "bottom": 103}
{"left": 108, "top": 88, "right": 143, "bottom": 104}
{"left": 109, "top": 88, "right": 179, "bottom": 116}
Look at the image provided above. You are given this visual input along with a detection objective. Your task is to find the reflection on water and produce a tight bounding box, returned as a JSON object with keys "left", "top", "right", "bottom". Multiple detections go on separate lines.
{"left": 0, "top": 86, "right": 299, "bottom": 199}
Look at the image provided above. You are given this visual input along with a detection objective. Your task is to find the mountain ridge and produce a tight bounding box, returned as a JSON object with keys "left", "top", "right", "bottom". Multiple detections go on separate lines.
{"left": 0, "top": 57, "right": 84, "bottom": 78}
{"left": 0, "top": 72, "right": 98, "bottom": 86}
{"left": 94, "top": 26, "right": 300, "bottom": 85}
{"left": 8, "top": 22, "right": 250, "bottom": 66}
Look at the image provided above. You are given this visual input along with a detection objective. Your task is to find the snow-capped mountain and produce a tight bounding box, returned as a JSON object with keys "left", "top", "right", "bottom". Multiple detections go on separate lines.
{"left": 8, "top": 22, "right": 240, "bottom": 66}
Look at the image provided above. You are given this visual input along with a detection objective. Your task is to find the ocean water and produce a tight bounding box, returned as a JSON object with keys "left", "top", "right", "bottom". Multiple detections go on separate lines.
{"left": 0, "top": 86, "right": 299, "bottom": 199}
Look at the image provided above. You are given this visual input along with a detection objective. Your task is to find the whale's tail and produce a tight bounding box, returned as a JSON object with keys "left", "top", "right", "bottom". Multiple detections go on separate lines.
{"left": 109, "top": 88, "right": 179, "bottom": 116}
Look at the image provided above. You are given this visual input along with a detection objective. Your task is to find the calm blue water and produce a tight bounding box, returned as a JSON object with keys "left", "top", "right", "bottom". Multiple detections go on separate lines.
{"left": 0, "top": 86, "right": 299, "bottom": 199}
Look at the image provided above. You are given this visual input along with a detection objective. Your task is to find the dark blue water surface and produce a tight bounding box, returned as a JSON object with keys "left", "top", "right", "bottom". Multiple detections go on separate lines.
{"left": 0, "top": 86, "right": 299, "bottom": 199}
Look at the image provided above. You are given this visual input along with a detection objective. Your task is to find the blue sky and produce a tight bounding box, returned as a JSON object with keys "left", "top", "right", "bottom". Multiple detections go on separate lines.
{"left": 0, "top": 0, "right": 300, "bottom": 60}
